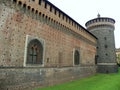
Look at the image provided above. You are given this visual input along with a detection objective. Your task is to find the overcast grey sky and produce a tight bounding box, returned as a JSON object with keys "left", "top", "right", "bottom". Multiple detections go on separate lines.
{"left": 48, "top": 0, "right": 120, "bottom": 48}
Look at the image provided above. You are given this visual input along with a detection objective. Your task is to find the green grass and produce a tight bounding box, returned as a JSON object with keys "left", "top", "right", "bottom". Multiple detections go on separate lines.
{"left": 34, "top": 68, "right": 120, "bottom": 90}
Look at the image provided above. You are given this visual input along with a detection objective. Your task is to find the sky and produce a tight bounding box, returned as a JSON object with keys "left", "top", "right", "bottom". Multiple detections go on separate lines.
{"left": 48, "top": 0, "right": 120, "bottom": 48}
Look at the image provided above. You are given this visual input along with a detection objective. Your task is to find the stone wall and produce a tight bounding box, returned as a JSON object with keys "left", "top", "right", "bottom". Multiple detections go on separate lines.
{"left": 0, "top": 66, "right": 96, "bottom": 90}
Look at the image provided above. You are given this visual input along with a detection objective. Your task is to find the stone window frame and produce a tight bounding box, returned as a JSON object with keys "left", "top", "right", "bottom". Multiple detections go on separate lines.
{"left": 24, "top": 35, "right": 45, "bottom": 67}
{"left": 27, "top": 39, "right": 43, "bottom": 64}
{"left": 73, "top": 48, "right": 81, "bottom": 66}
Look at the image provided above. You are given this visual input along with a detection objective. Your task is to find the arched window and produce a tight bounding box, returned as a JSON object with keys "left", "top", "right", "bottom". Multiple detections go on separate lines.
{"left": 74, "top": 50, "right": 80, "bottom": 65}
{"left": 27, "top": 39, "right": 43, "bottom": 64}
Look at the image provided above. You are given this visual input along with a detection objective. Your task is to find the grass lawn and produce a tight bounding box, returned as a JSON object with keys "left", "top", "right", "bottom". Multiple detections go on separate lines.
{"left": 34, "top": 68, "right": 120, "bottom": 90}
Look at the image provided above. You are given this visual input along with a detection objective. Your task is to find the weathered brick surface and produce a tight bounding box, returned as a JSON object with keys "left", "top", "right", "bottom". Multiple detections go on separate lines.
{"left": 0, "top": 1, "right": 96, "bottom": 67}
{"left": 0, "top": 0, "right": 97, "bottom": 89}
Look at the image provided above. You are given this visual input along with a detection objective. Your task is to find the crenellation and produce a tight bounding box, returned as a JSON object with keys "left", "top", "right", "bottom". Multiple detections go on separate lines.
{"left": 1, "top": 0, "right": 117, "bottom": 89}
{"left": 6, "top": 0, "right": 95, "bottom": 43}
{"left": 86, "top": 17, "right": 115, "bottom": 27}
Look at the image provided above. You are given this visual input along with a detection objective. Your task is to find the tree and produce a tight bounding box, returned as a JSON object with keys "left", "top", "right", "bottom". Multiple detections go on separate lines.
{"left": 116, "top": 54, "right": 120, "bottom": 64}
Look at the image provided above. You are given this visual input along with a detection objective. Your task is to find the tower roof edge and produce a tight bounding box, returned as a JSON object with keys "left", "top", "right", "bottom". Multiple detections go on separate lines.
{"left": 85, "top": 17, "right": 115, "bottom": 27}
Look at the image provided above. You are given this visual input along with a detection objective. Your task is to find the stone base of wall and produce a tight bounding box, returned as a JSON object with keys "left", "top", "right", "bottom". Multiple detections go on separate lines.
{"left": 97, "top": 65, "right": 118, "bottom": 73}
{"left": 0, "top": 66, "right": 96, "bottom": 90}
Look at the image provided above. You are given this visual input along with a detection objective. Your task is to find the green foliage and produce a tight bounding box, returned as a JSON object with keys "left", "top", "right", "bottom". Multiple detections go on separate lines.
{"left": 117, "top": 63, "right": 120, "bottom": 67}
{"left": 118, "top": 54, "right": 120, "bottom": 58}
{"left": 34, "top": 68, "right": 120, "bottom": 90}
{"left": 117, "top": 54, "right": 120, "bottom": 64}
{"left": 117, "top": 54, "right": 120, "bottom": 60}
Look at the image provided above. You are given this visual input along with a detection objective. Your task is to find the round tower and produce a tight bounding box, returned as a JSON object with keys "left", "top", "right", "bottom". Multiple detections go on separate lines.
{"left": 85, "top": 15, "right": 118, "bottom": 73}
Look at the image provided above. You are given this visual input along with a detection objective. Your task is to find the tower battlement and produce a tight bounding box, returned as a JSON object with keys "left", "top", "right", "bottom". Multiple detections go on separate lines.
{"left": 85, "top": 17, "right": 115, "bottom": 30}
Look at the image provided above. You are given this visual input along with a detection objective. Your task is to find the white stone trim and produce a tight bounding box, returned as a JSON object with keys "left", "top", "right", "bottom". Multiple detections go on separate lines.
{"left": 23, "top": 35, "right": 29, "bottom": 67}
{"left": 23, "top": 35, "right": 45, "bottom": 67}
{"left": 97, "top": 63, "right": 117, "bottom": 65}
{"left": 73, "top": 48, "right": 75, "bottom": 66}
{"left": 90, "top": 27, "right": 114, "bottom": 32}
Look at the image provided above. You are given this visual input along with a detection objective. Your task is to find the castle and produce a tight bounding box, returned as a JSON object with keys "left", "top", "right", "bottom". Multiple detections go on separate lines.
{"left": 0, "top": 0, "right": 118, "bottom": 89}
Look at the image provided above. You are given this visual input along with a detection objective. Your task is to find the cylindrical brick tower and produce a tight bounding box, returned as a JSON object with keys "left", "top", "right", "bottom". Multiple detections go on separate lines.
{"left": 85, "top": 14, "right": 118, "bottom": 73}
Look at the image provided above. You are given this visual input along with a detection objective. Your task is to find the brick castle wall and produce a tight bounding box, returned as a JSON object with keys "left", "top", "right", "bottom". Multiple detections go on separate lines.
{"left": 0, "top": 0, "right": 97, "bottom": 89}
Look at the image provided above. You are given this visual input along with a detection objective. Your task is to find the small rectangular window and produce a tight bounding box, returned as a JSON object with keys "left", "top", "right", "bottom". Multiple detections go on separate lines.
{"left": 105, "top": 45, "right": 108, "bottom": 48}
{"left": 39, "top": 0, "right": 41, "bottom": 5}
{"left": 50, "top": 6, "right": 52, "bottom": 12}
{"left": 66, "top": 17, "right": 68, "bottom": 22}
{"left": 59, "top": 12, "right": 61, "bottom": 17}
{"left": 105, "top": 53, "right": 108, "bottom": 56}
{"left": 45, "top": 2, "right": 47, "bottom": 8}
{"left": 62, "top": 15, "right": 64, "bottom": 20}
{"left": 104, "top": 37, "right": 107, "bottom": 40}
{"left": 54, "top": 9, "right": 56, "bottom": 15}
